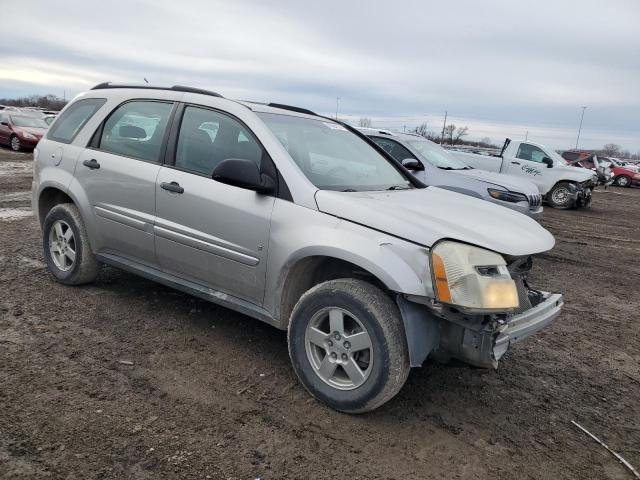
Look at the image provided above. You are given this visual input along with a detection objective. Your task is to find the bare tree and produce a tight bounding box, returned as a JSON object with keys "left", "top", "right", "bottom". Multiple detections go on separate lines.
{"left": 600, "top": 143, "right": 621, "bottom": 157}
{"left": 443, "top": 124, "right": 456, "bottom": 144}
{"left": 412, "top": 122, "right": 429, "bottom": 137}
{"left": 451, "top": 126, "right": 469, "bottom": 146}
{"left": 358, "top": 117, "right": 372, "bottom": 128}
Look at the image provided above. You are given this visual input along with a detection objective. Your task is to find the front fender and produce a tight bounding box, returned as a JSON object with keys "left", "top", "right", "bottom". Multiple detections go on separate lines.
{"left": 264, "top": 199, "right": 433, "bottom": 322}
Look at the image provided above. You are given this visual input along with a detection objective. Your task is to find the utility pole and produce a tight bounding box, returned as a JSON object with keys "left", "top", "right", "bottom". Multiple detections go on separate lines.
{"left": 525, "top": 130, "right": 529, "bottom": 141}
{"left": 335, "top": 97, "right": 340, "bottom": 120}
{"left": 575, "top": 106, "right": 587, "bottom": 149}
{"left": 440, "top": 111, "right": 448, "bottom": 145}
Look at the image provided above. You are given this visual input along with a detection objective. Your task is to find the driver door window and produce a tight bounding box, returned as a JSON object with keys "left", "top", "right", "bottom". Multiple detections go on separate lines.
{"left": 175, "top": 106, "right": 263, "bottom": 177}
{"left": 516, "top": 143, "right": 547, "bottom": 163}
{"left": 371, "top": 137, "right": 417, "bottom": 163}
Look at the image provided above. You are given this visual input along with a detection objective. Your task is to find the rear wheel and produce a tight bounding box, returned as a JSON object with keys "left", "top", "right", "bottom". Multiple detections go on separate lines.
{"left": 288, "top": 279, "right": 410, "bottom": 413}
{"left": 614, "top": 175, "right": 631, "bottom": 187}
{"left": 43, "top": 203, "right": 99, "bottom": 285}
{"left": 10, "top": 135, "right": 21, "bottom": 152}
{"left": 547, "top": 181, "right": 573, "bottom": 209}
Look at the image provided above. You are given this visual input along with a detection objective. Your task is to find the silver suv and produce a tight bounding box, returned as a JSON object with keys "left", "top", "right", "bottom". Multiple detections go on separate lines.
{"left": 32, "top": 84, "right": 563, "bottom": 413}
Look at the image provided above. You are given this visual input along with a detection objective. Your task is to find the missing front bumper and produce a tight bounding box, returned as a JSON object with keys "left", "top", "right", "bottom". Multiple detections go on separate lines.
{"left": 437, "top": 292, "right": 563, "bottom": 368}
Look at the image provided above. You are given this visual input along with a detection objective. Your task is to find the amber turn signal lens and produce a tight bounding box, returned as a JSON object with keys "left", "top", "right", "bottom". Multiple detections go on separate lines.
{"left": 432, "top": 252, "right": 452, "bottom": 303}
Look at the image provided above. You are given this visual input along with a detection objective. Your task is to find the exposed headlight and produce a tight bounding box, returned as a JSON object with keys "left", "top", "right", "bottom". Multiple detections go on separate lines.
{"left": 487, "top": 188, "right": 528, "bottom": 203}
{"left": 431, "top": 241, "right": 519, "bottom": 312}
{"left": 21, "top": 132, "right": 37, "bottom": 140}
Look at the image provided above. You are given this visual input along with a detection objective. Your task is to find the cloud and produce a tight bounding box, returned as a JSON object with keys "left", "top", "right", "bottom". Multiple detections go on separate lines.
{"left": 1, "top": 0, "right": 639, "bottom": 150}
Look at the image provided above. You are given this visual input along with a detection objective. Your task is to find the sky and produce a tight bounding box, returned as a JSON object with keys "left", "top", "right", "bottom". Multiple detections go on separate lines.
{"left": 1, "top": 0, "right": 639, "bottom": 151}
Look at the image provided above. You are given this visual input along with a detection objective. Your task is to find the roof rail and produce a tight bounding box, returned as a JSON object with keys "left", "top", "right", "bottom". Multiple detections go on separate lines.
{"left": 90, "top": 82, "right": 223, "bottom": 98}
{"left": 267, "top": 103, "right": 316, "bottom": 116}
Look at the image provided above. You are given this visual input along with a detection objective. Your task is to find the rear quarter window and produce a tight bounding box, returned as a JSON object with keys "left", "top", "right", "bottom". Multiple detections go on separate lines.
{"left": 47, "top": 98, "right": 106, "bottom": 144}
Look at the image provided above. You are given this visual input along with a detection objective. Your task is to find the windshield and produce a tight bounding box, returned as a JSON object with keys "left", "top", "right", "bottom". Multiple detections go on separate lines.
{"left": 406, "top": 139, "right": 470, "bottom": 170}
{"left": 11, "top": 116, "right": 48, "bottom": 128}
{"left": 547, "top": 149, "right": 568, "bottom": 165}
{"left": 258, "top": 113, "right": 412, "bottom": 191}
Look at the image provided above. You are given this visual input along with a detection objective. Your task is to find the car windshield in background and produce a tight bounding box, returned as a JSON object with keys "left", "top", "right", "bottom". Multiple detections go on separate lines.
{"left": 548, "top": 149, "right": 568, "bottom": 165}
{"left": 258, "top": 113, "right": 412, "bottom": 192}
{"left": 406, "top": 139, "right": 470, "bottom": 170}
{"left": 11, "top": 116, "right": 48, "bottom": 128}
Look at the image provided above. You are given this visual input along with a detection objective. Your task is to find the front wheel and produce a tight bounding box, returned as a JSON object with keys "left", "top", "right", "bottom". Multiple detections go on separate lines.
{"left": 10, "top": 135, "right": 21, "bottom": 152}
{"left": 614, "top": 175, "right": 631, "bottom": 187}
{"left": 547, "top": 181, "right": 574, "bottom": 209}
{"left": 288, "top": 279, "right": 410, "bottom": 413}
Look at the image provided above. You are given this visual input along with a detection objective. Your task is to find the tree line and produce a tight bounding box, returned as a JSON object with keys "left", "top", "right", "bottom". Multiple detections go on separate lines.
{"left": 357, "top": 118, "right": 640, "bottom": 159}
{"left": 0, "top": 94, "right": 68, "bottom": 111}
{"left": 358, "top": 118, "right": 494, "bottom": 148}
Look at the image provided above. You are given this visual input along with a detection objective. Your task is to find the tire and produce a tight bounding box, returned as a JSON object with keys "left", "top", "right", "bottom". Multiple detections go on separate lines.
{"left": 42, "top": 203, "right": 99, "bottom": 285}
{"left": 288, "top": 279, "right": 410, "bottom": 414}
{"left": 10, "top": 135, "right": 21, "bottom": 152}
{"left": 547, "top": 181, "right": 574, "bottom": 209}
{"left": 614, "top": 175, "right": 631, "bottom": 187}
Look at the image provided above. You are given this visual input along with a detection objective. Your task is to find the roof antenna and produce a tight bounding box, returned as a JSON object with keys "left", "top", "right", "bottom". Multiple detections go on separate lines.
{"left": 143, "top": 78, "right": 149, "bottom": 84}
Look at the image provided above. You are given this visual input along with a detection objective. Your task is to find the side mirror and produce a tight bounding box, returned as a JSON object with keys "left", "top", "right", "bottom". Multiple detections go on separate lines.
{"left": 401, "top": 158, "right": 422, "bottom": 170}
{"left": 0, "top": 121, "right": 9, "bottom": 127}
{"left": 212, "top": 158, "right": 275, "bottom": 194}
{"left": 542, "top": 157, "right": 553, "bottom": 168}
{"left": 119, "top": 125, "right": 146, "bottom": 139}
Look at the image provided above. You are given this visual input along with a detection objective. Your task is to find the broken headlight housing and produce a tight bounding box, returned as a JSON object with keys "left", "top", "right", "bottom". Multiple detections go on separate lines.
{"left": 431, "top": 240, "right": 519, "bottom": 312}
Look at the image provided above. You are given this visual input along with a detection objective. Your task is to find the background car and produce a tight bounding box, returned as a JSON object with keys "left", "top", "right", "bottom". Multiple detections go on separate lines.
{"left": 0, "top": 112, "right": 49, "bottom": 151}
{"left": 358, "top": 128, "right": 543, "bottom": 218}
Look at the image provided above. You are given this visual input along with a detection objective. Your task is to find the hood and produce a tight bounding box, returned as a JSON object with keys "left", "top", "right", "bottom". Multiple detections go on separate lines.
{"left": 315, "top": 187, "right": 555, "bottom": 257}
{"left": 17, "top": 127, "right": 46, "bottom": 138}
{"left": 451, "top": 169, "right": 539, "bottom": 195}
{"left": 555, "top": 163, "right": 594, "bottom": 181}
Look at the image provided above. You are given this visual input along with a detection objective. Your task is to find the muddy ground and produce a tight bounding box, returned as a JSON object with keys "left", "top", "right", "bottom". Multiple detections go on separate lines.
{"left": 1, "top": 147, "right": 638, "bottom": 480}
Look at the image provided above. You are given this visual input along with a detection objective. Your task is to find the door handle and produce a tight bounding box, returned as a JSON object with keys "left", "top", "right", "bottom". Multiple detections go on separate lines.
{"left": 83, "top": 159, "right": 100, "bottom": 169}
{"left": 161, "top": 181, "right": 184, "bottom": 194}
{"left": 511, "top": 161, "right": 521, "bottom": 165}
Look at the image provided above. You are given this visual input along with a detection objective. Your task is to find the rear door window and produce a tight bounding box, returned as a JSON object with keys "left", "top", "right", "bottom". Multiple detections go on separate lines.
{"left": 47, "top": 98, "right": 106, "bottom": 144}
{"left": 97, "top": 101, "right": 174, "bottom": 162}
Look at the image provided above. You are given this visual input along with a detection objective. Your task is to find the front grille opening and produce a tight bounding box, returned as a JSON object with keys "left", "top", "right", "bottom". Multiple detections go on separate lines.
{"left": 508, "top": 256, "right": 534, "bottom": 314}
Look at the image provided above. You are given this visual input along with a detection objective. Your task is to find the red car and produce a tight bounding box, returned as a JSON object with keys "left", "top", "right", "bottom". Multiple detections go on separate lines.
{"left": 563, "top": 151, "right": 639, "bottom": 187}
{"left": 0, "top": 112, "right": 48, "bottom": 151}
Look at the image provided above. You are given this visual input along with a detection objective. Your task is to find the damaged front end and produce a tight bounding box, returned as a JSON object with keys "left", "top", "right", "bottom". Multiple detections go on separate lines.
{"left": 571, "top": 178, "right": 596, "bottom": 209}
{"left": 398, "top": 256, "right": 563, "bottom": 369}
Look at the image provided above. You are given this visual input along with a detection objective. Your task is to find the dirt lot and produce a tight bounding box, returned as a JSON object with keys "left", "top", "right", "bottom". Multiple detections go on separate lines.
{"left": 1, "top": 147, "right": 638, "bottom": 480}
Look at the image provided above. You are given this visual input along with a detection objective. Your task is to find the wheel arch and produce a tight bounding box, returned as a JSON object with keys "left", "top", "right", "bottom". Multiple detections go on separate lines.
{"left": 275, "top": 255, "right": 394, "bottom": 329}
{"left": 37, "top": 186, "right": 74, "bottom": 227}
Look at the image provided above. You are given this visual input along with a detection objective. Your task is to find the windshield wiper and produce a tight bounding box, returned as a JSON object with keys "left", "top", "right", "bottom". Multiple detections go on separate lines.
{"left": 387, "top": 185, "right": 410, "bottom": 191}
{"left": 340, "top": 188, "right": 357, "bottom": 192}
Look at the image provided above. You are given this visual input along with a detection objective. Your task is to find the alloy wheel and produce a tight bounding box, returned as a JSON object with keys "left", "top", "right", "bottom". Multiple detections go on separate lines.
{"left": 48, "top": 220, "right": 76, "bottom": 271}
{"left": 304, "top": 307, "right": 373, "bottom": 390}
{"left": 10, "top": 136, "right": 20, "bottom": 151}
